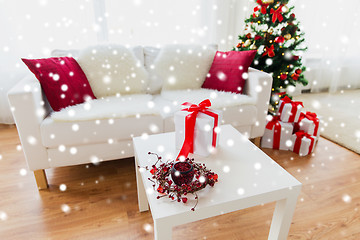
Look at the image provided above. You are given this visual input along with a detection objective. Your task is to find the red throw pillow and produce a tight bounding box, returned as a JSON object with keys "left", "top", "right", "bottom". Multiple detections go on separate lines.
{"left": 202, "top": 50, "right": 257, "bottom": 94}
{"left": 22, "top": 57, "right": 96, "bottom": 111}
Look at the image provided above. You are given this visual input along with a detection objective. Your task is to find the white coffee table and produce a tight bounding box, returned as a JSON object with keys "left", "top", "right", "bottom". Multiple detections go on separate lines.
{"left": 133, "top": 125, "right": 301, "bottom": 240}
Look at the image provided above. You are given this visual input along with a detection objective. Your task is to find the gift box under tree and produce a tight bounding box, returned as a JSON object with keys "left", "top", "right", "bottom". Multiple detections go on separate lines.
{"left": 277, "top": 96, "right": 303, "bottom": 123}
{"left": 261, "top": 115, "right": 293, "bottom": 151}
{"left": 294, "top": 111, "right": 321, "bottom": 137}
{"left": 291, "top": 131, "right": 317, "bottom": 156}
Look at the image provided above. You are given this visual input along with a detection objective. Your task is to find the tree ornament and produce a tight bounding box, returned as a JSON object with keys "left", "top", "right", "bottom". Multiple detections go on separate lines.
{"left": 262, "top": 0, "right": 274, "bottom": 4}
{"left": 282, "top": 5, "right": 289, "bottom": 13}
{"left": 250, "top": 43, "right": 257, "bottom": 50}
{"left": 256, "top": 0, "right": 271, "bottom": 14}
{"left": 270, "top": 5, "right": 284, "bottom": 23}
{"left": 280, "top": 74, "right": 287, "bottom": 80}
{"left": 267, "top": 27, "right": 274, "bottom": 34}
{"left": 246, "top": 33, "right": 252, "bottom": 39}
{"left": 262, "top": 45, "right": 275, "bottom": 57}
{"left": 291, "top": 73, "right": 299, "bottom": 80}
{"left": 295, "top": 69, "right": 302, "bottom": 74}
{"left": 236, "top": 42, "right": 242, "bottom": 48}
{"left": 244, "top": 39, "right": 252, "bottom": 47}
{"left": 284, "top": 33, "right": 291, "bottom": 40}
{"left": 254, "top": 35, "right": 262, "bottom": 41}
{"left": 290, "top": 13, "right": 295, "bottom": 19}
{"left": 275, "top": 36, "right": 285, "bottom": 43}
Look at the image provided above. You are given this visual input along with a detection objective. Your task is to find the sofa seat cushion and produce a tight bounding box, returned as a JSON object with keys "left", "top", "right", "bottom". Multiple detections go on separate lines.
{"left": 51, "top": 94, "right": 157, "bottom": 121}
{"left": 41, "top": 114, "right": 163, "bottom": 148}
{"left": 42, "top": 94, "right": 163, "bottom": 148}
{"left": 152, "top": 89, "right": 257, "bottom": 132}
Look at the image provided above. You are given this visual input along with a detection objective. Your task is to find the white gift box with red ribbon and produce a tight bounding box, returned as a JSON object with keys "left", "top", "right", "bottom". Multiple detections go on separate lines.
{"left": 175, "top": 100, "right": 222, "bottom": 158}
{"left": 295, "top": 112, "right": 321, "bottom": 137}
{"left": 277, "top": 96, "right": 304, "bottom": 123}
{"left": 291, "top": 131, "right": 317, "bottom": 156}
{"left": 261, "top": 115, "right": 294, "bottom": 150}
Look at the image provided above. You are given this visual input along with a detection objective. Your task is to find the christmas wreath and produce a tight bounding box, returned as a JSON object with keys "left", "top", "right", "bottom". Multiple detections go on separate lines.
{"left": 138, "top": 152, "right": 219, "bottom": 211}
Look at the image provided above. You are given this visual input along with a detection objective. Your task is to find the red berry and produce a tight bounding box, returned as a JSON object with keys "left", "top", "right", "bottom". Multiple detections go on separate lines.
{"left": 157, "top": 186, "right": 164, "bottom": 193}
{"left": 280, "top": 74, "right": 287, "bottom": 80}
{"left": 182, "top": 197, "right": 188, "bottom": 203}
{"left": 213, "top": 174, "right": 218, "bottom": 181}
{"left": 150, "top": 168, "right": 157, "bottom": 175}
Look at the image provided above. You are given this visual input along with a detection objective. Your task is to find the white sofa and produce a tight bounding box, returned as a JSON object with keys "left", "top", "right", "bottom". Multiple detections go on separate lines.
{"left": 8, "top": 45, "right": 272, "bottom": 190}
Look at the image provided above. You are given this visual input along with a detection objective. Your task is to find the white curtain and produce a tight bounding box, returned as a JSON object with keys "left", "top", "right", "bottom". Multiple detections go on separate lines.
{"left": 1, "top": 0, "right": 359, "bottom": 123}
{"left": 0, "top": 0, "right": 97, "bottom": 124}
{"left": 293, "top": 0, "right": 360, "bottom": 93}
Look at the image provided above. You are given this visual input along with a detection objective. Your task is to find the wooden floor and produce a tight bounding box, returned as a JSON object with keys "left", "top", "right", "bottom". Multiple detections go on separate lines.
{"left": 0, "top": 125, "right": 360, "bottom": 240}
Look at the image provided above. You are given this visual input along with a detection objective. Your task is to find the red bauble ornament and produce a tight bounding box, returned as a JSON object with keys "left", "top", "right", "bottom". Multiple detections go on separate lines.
{"left": 290, "top": 13, "right": 295, "bottom": 18}
{"left": 291, "top": 73, "right": 299, "bottom": 81}
{"left": 280, "top": 74, "right": 287, "bottom": 80}
{"left": 295, "top": 69, "right": 302, "bottom": 74}
{"left": 275, "top": 36, "right": 285, "bottom": 43}
{"left": 254, "top": 35, "right": 262, "bottom": 41}
{"left": 293, "top": 56, "right": 299, "bottom": 61}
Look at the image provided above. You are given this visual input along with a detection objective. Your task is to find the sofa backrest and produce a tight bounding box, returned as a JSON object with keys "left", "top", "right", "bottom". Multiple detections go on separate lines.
{"left": 51, "top": 44, "right": 219, "bottom": 96}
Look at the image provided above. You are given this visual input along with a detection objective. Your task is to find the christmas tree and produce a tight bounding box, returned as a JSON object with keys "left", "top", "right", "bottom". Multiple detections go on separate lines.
{"left": 235, "top": 0, "right": 307, "bottom": 112}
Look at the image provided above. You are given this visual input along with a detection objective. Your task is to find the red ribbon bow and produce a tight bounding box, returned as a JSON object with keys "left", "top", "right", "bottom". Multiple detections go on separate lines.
{"left": 265, "top": 116, "right": 282, "bottom": 150}
{"left": 177, "top": 99, "right": 219, "bottom": 160}
{"left": 293, "top": 131, "right": 315, "bottom": 155}
{"left": 255, "top": 0, "right": 269, "bottom": 14}
{"left": 278, "top": 96, "right": 304, "bottom": 122}
{"left": 262, "top": 45, "right": 275, "bottom": 57}
{"left": 298, "top": 112, "right": 320, "bottom": 136}
{"left": 270, "top": 5, "right": 284, "bottom": 23}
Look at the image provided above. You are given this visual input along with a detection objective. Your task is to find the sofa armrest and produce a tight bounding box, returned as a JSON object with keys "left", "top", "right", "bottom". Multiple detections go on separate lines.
{"left": 7, "top": 75, "right": 52, "bottom": 170}
{"left": 244, "top": 67, "right": 273, "bottom": 138}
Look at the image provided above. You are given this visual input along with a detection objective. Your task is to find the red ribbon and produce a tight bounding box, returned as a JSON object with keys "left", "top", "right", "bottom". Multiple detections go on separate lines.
{"left": 177, "top": 99, "right": 219, "bottom": 160}
{"left": 255, "top": 0, "right": 269, "bottom": 14}
{"left": 270, "top": 5, "right": 284, "bottom": 23}
{"left": 266, "top": 116, "right": 282, "bottom": 150}
{"left": 298, "top": 112, "right": 320, "bottom": 136}
{"left": 293, "top": 131, "right": 315, "bottom": 155}
{"left": 278, "top": 96, "right": 304, "bottom": 122}
{"left": 262, "top": 45, "right": 275, "bottom": 57}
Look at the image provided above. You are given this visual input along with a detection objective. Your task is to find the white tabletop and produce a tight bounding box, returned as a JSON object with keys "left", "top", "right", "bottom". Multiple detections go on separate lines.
{"left": 133, "top": 125, "right": 301, "bottom": 222}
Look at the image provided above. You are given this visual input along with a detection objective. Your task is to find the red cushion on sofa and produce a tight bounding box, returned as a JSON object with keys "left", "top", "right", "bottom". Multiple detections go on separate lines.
{"left": 22, "top": 57, "right": 96, "bottom": 111}
{"left": 202, "top": 50, "right": 257, "bottom": 93}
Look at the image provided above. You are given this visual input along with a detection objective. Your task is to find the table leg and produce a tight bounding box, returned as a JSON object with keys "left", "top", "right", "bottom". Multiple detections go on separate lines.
{"left": 135, "top": 155, "right": 149, "bottom": 212}
{"left": 268, "top": 189, "right": 301, "bottom": 240}
{"left": 154, "top": 219, "right": 173, "bottom": 240}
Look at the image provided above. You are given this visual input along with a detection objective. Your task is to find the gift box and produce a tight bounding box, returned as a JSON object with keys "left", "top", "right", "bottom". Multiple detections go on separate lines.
{"left": 277, "top": 96, "right": 304, "bottom": 123}
{"left": 294, "top": 112, "right": 321, "bottom": 137}
{"left": 261, "top": 115, "right": 294, "bottom": 150}
{"left": 175, "top": 99, "right": 222, "bottom": 158}
{"left": 291, "top": 131, "right": 317, "bottom": 156}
